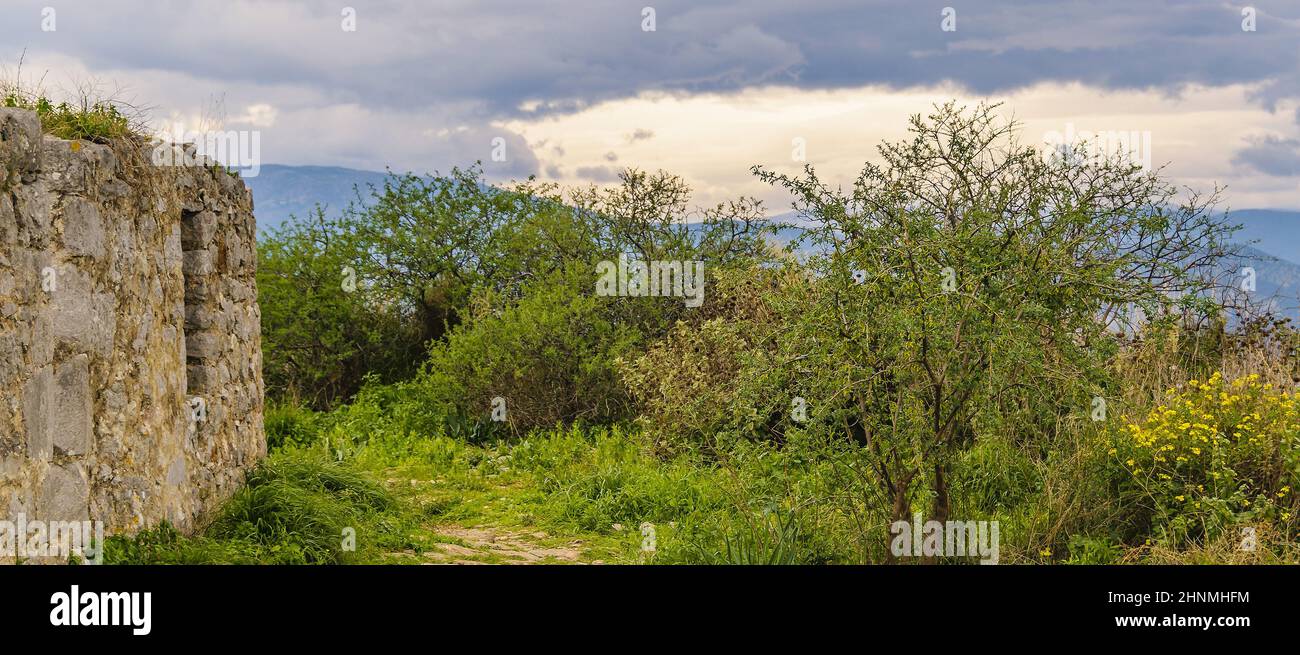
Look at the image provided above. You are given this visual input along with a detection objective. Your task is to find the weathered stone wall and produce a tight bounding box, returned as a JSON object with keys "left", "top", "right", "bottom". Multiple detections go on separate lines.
{"left": 0, "top": 108, "right": 264, "bottom": 555}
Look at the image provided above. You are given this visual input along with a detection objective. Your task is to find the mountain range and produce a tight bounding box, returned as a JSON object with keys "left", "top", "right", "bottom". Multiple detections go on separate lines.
{"left": 243, "top": 164, "right": 392, "bottom": 232}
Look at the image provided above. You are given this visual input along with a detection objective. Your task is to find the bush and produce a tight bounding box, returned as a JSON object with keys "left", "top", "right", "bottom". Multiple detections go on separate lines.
{"left": 620, "top": 265, "right": 796, "bottom": 453}
{"left": 1107, "top": 372, "right": 1299, "bottom": 547}
{"left": 416, "top": 266, "right": 644, "bottom": 434}
{"left": 257, "top": 209, "right": 428, "bottom": 408}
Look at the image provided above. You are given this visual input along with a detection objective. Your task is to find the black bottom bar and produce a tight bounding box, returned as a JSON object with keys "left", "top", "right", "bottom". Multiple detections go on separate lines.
{"left": 2, "top": 565, "right": 1291, "bottom": 643}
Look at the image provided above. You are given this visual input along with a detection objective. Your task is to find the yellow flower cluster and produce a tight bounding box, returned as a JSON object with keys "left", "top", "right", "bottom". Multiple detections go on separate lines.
{"left": 1110, "top": 372, "right": 1299, "bottom": 531}
{"left": 1119, "top": 373, "right": 1294, "bottom": 470}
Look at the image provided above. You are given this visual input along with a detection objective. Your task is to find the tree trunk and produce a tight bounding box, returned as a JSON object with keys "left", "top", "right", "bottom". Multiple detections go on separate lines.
{"left": 884, "top": 470, "right": 915, "bottom": 564}
{"left": 925, "top": 461, "right": 951, "bottom": 564}
{"left": 932, "top": 460, "right": 951, "bottom": 524}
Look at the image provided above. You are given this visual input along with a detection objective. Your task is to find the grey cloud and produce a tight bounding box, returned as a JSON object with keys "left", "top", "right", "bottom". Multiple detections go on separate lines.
{"left": 575, "top": 165, "right": 621, "bottom": 182}
{"left": 6, "top": 0, "right": 1300, "bottom": 178}
{"left": 8, "top": 0, "right": 1300, "bottom": 119}
{"left": 1233, "top": 135, "right": 1300, "bottom": 177}
{"left": 222, "top": 103, "right": 541, "bottom": 178}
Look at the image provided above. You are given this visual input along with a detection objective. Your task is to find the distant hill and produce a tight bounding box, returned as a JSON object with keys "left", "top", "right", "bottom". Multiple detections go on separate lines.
{"left": 244, "top": 164, "right": 391, "bottom": 233}
{"left": 1226, "top": 209, "right": 1300, "bottom": 264}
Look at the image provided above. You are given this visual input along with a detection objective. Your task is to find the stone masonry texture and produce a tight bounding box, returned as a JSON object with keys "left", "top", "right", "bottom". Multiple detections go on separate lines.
{"left": 0, "top": 108, "right": 265, "bottom": 558}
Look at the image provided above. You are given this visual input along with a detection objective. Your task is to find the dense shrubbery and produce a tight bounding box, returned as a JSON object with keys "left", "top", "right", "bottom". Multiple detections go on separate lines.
{"left": 416, "top": 265, "right": 643, "bottom": 433}
{"left": 620, "top": 264, "right": 794, "bottom": 452}
{"left": 259, "top": 166, "right": 770, "bottom": 411}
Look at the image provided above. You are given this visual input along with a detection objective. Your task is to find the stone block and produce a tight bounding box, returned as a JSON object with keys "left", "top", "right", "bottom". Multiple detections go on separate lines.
{"left": 50, "top": 264, "right": 116, "bottom": 357}
{"left": 0, "top": 108, "right": 43, "bottom": 184}
{"left": 11, "top": 181, "right": 53, "bottom": 246}
{"left": 23, "top": 366, "right": 52, "bottom": 460}
{"left": 52, "top": 354, "right": 92, "bottom": 456}
{"left": 185, "top": 304, "right": 218, "bottom": 330}
{"left": 40, "top": 137, "right": 115, "bottom": 194}
{"left": 181, "top": 211, "right": 217, "bottom": 250}
{"left": 182, "top": 249, "right": 213, "bottom": 277}
{"left": 61, "top": 198, "right": 105, "bottom": 259}
{"left": 186, "top": 332, "right": 221, "bottom": 360}
{"left": 38, "top": 464, "right": 89, "bottom": 522}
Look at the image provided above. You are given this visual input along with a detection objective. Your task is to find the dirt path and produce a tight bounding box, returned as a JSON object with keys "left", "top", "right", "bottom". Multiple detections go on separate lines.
{"left": 418, "top": 526, "right": 594, "bottom": 565}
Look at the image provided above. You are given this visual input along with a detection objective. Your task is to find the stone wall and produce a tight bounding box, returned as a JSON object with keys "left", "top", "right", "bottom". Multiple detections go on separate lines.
{"left": 0, "top": 108, "right": 265, "bottom": 556}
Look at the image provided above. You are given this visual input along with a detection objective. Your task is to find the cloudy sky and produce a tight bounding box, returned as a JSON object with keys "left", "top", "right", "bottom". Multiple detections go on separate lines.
{"left": 3, "top": 0, "right": 1299, "bottom": 211}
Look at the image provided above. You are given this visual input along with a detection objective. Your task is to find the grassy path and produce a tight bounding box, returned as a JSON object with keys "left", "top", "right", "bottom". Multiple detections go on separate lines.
{"left": 101, "top": 428, "right": 710, "bottom": 564}
{"left": 375, "top": 462, "right": 639, "bottom": 565}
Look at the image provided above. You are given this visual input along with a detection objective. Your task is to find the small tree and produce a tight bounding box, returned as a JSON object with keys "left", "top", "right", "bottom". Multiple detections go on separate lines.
{"left": 750, "top": 102, "right": 1236, "bottom": 529}
{"left": 258, "top": 207, "right": 426, "bottom": 408}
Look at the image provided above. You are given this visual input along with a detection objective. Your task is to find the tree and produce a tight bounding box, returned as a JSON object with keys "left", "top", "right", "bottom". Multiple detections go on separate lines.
{"left": 257, "top": 207, "right": 425, "bottom": 408}
{"left": 747, "top": 102, "right": 1236, "bottom": 531}
{"left": 258, "top": 165, "right": 581, "bottom": 408}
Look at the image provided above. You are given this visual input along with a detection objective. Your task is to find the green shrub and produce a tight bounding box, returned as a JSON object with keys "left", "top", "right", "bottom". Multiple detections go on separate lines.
{"left": 620, "top": 265, "right": 799, "bottom": 453}
{"left": 265, "top": 402, "right": 328, "bottom": 451}
{"left": 257, "top": 209, "right": 428, "bottom": 409}
{"left": 416, "top": 266, "right": 643, "bottom": 434}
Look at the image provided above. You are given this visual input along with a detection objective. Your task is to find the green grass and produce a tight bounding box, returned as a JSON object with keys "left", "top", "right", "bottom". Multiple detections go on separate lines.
{"left": 2, "top": 93, "right": 133, "bottom": 142}
{"left": 104, "top": 402, "right": 799, "bottom": 564}
{"left": 105, "top": 450, "right": 407, "bottom": 564}
{"left": 105, "top": 395, "right": 875, "bottom": 565}
{"left": 108, "top": 391, "right": 1297, "bottom": 565}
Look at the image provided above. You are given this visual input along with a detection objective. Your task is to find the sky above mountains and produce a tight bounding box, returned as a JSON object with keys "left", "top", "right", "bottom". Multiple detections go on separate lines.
{"left": 4, "top": 1, "right": 1300, "bottom": 210}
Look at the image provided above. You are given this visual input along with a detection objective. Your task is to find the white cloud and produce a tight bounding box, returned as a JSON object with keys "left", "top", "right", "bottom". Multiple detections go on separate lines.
{"left": 507, "top": 82, "right": 1300, "bottom": 210}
